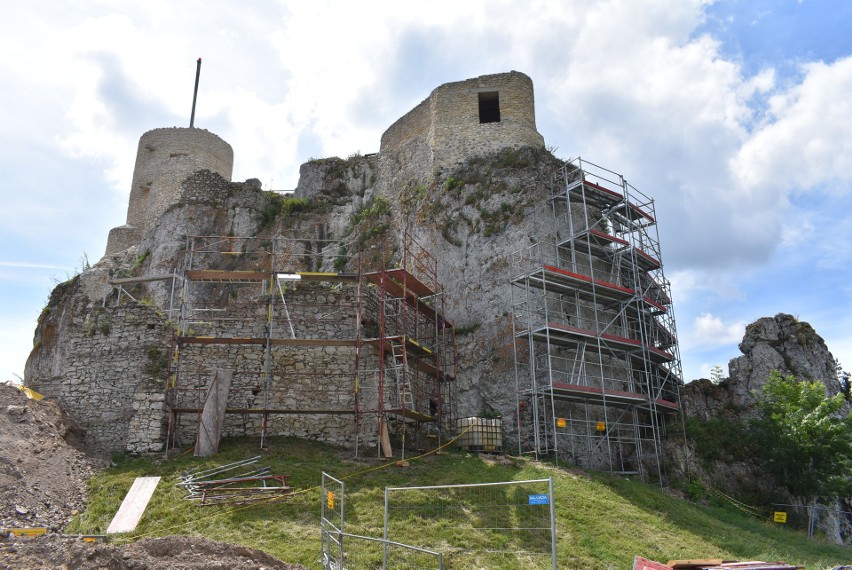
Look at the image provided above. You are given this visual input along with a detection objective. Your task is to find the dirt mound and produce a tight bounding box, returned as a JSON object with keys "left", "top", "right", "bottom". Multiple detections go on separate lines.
{"left": 0, "top": 534, "right": 308, "bottom": 569}
{"left": 0, "top": 382, "right": 98, "bottom": 532}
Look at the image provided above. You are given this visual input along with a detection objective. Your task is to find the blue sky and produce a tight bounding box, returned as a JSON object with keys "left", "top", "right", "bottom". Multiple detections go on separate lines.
{"left": 1, "top": 0, "right": 850, "bottom": 385}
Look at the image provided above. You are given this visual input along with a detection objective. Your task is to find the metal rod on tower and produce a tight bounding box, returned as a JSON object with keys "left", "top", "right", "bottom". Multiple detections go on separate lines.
{"left": 189, "top": 58, "right": 202, "bottom": 128}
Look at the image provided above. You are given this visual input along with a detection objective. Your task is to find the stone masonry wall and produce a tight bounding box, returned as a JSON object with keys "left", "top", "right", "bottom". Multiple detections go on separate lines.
{"left": 127, "top": 128, "right": 234, "bottom": 231}
{"left": 379, "top": 71, "right": 544, "bottom": 184}
{"left": 430, "top": 71, "right": 544, "bottom": 169}
{"left": 172, "top": 281, "right": 397, "bottom": 448}
{"left": 26, "top": 303, "right": 171, "bottom": 453}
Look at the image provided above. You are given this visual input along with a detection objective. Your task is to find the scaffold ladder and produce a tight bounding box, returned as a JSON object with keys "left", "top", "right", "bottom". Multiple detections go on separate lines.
{"left": 390, "top": 339, "right": 414, "bottom": 412}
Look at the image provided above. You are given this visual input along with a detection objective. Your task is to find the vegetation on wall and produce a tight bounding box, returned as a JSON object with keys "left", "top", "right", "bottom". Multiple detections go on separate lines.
{"left": 144, "top": 344, "right": 169, "bottom": 379}
{"left": 255, "top": 191, "right": 311, "bottom": 232}
{"left": 402, "top": 146, "right": 562, "bottom": 245}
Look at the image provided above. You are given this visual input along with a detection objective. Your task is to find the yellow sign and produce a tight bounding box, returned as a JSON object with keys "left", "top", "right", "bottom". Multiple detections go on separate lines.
{"left": 556, "top": 418, "right": 567, "bottom": 428}
{"left": 327, "top": 491, "right": 335, "bottom": 509}
{"left": 596, "top": 421, "right": 606, "bottom": 432}
{"left": 773, "top": 511, "right": 787, "bottom": 523}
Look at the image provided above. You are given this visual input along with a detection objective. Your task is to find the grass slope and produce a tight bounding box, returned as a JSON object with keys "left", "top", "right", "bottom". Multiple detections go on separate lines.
{"left": 67, "top": 437, "right": 849, "bottom": 569}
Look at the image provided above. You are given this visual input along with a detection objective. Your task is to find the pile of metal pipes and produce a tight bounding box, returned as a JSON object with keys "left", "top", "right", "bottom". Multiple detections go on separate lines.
{"left": 177, "top": 456, "right": 294, "bottom": 505}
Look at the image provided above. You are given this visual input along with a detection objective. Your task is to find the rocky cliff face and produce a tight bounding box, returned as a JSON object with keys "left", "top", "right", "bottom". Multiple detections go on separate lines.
{"left": 675, "top": 313, "right": 851, "bottom": 545}
{"left": 682, "top": 313, "right": 844, "bottom": 420}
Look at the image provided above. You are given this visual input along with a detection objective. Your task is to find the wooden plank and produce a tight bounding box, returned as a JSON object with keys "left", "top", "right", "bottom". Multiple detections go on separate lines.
{"left": 195, "top": 369, "right": 233, "bottom": 457}
{"left": 379, "top": 419, "right": 393, "bottom": 458}
{"left": 634, "top": 558, "right": 673, "bottom": 570}
{"left": 669, "top": 561, "right": 726, "bottom": 569}
{"left": 106, "top": 476, "right": 161, "bottom": 534}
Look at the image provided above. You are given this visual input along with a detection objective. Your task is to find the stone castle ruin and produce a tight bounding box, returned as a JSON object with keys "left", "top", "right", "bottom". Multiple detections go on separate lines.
{"left": 25, "top": 71, "right": 684, "bottom": 481}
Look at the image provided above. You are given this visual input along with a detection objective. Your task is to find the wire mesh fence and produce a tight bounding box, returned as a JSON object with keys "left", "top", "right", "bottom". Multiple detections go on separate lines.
{"left": 321, "top": 472, "right": 345, "bottom": 568}
{"left": 322, "top": 472, "right": 444, "bottom": 569}
{"left": 383, "top": 478, "right": 557, "bottom": 569}
{"left": 327, "top": 532, "right": 444, "bottom": 569}
{"left": 771, "top": 503, "right": 852, "bottom": 543}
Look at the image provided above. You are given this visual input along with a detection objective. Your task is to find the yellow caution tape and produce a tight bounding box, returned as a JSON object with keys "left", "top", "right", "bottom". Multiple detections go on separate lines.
{"left": 9, "top": 528, "right": 47, "bottom": 537}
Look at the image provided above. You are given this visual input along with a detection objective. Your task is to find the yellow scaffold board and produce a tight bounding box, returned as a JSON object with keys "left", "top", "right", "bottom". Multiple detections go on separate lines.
{"left": 106, "top": 476, "right": 161, "bottom": 534}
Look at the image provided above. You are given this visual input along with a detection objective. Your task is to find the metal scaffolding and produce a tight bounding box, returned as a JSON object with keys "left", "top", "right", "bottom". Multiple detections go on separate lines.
{"left": 164, "top": 229, "right": 456, "bottom": 457}
{"left": 510, "top": 157, "right": 683, "bottom": 481}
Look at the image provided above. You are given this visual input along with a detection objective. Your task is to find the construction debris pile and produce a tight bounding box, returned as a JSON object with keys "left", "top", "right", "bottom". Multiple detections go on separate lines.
{"left": 0, "top": 382, "right": 98, "bottom": 532}
{"left": 634, "top": 557, "right": 809, "bottom": 569}
{"left": 178, "top": 456, "right": 294, "bottom": 506}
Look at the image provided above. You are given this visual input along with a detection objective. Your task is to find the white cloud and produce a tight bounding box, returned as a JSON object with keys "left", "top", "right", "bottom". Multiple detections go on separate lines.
{"left": 732, "top": 55, "right": 852, "bottom": 194}
{"left": 1, "top": 1, "right": 851, "bottom": 387}
{"left": 688, "top": 313, "right": 747, "bottom": 349}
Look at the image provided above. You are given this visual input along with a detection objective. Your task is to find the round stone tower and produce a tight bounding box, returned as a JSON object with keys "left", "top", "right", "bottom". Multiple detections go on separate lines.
{"left": 105, "top": 127, "right": 234, "bottom": 255}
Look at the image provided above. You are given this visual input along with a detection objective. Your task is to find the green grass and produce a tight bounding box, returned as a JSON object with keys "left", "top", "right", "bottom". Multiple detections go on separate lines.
{"left": 68, "top": 437, "right": 850, "bottom": 569}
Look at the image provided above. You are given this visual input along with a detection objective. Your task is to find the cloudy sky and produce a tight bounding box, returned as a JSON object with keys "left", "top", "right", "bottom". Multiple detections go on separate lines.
{"left": 2, "top": 0, "right": 850, "bottom": 385}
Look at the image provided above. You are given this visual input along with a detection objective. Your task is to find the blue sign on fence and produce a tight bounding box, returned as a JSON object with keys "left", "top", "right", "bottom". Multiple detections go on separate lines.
{"left": 528, "top": 494, "right": 549, "bottom": 505}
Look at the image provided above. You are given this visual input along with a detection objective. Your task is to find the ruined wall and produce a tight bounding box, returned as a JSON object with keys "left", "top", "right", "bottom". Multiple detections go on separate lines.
{"left": 33, "top": 71, "right": 555, "bottom": 455}
{"left": 379, "top": 71, "right": 544, "bottom": 186}
{"left": 25, "top": 298, "right": 171, "bottom": 454}
{"left": 170, "top": 281, "right": 423, "bottom": 449}
{"left": 173, "top": 345, "right": 381, "bottom": 448}
{"left": 430, "top": 71, "right": 544, "bottom": 169}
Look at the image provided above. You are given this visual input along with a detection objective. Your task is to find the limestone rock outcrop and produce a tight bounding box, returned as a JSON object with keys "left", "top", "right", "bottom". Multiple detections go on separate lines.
{"left": 682, "top": 313, "right": 844, "bottom": 420}
{"left": 676, "top": 313, "right": 851, "bottom": 545}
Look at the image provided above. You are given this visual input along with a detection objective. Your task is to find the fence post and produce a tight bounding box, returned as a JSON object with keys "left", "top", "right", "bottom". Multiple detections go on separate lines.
{"left": 549, "top": 476, "right": 557, "bottom": 570}
{"left": 383, "top": 486, "right": 390, "bottom": 569}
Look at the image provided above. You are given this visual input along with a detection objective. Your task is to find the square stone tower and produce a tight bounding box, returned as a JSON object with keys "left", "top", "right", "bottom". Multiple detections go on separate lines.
{"left": 379, "top": 71, "right": 545, "bottom": 179}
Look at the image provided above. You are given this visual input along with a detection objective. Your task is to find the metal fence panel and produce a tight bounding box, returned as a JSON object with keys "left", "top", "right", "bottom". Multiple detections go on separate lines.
{"left": 322, "top": 472, "right": 444, "bottom": 569}
{"left": 771, "top": 502, "right": 852, "bottom": 543}
{"left": 322, "top": 472, "right": 345, "bottom": 568}
{"left": 384, "top": 478, "right": 557, "bottom": 569}
{"left": 332, "top": 532, "right": 443, "bottom": 569}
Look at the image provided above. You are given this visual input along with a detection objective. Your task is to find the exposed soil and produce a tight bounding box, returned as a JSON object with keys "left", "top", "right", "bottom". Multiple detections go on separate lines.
{"left": 0, "top": 383, "right": 98, "bottom": 532}
{"left": 0, "top": 384, "right": 311, "bottom": 568}
{"left": 0, "top": 534, "right": 308, "bottom": 569}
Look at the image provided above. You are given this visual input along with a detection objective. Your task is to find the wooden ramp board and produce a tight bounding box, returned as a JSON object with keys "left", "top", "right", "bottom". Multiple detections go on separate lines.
{"left": 106, "top": 476, "right": 161, "bottom": 534}
{"left": 195, "top": 368, "right": 233, "bottom": 457}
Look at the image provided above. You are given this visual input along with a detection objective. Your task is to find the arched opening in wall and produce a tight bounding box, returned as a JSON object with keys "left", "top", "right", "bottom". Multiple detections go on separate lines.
{"left": 478, "top": 92, "right": 500, "bottom": 123}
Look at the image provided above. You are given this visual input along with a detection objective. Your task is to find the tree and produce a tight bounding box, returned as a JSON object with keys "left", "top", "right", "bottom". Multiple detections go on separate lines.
{"left": 750, "top": 370, "right": 852, "bottom": 501}
{"left": 709, "top": 364, "right": 725, "bottom": 383}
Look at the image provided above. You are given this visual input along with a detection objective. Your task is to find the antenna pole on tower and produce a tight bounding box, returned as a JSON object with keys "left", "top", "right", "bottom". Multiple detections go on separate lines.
{"left": 189, "top": 58, "right": 202, "bottom": 128}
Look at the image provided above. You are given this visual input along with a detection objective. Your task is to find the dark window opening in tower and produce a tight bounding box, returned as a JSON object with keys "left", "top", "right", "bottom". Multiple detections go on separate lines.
{"left": 478, "top": 92, "right": 500, "bottom": 123}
